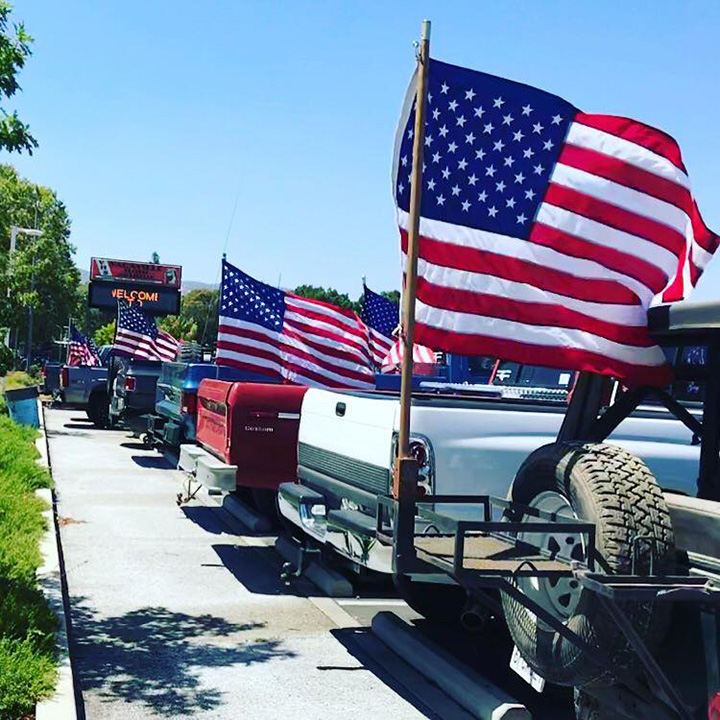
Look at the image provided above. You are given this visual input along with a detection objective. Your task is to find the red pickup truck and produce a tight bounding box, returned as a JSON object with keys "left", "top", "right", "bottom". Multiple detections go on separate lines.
{"left": 178, "top": 380, "right": 307, "bottom": 518}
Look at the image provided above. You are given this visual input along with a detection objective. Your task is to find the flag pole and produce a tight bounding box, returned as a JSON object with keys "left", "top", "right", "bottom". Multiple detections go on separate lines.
{"left": 393, "top": 19, "right": 430, "bottom": 570}
{"left": 395, "top": 19, "right": 430, "bottom": 489}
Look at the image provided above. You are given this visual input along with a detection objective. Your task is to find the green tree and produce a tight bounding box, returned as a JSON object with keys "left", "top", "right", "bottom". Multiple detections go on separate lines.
{"left": 72, "top": 282, "right": 113, "bottom": 338}
{"left": 293, "top": 284, "right": 360, "bottom": 313}
{"left": 380, "top": 290, "right": 400, "bottom": 306}
{"left": 182, "top": 288, "right": 218, "bottom": 345}
{"left": 93, "top": 320, "right": 115, "bottom": 347}
{"left": 0, "top": 3, "right": 37, "bottom": 154}
{"left": 158, "top": 314, "right": 196, "bottom": 342}
{"left": 0, "top": 166, "right": 79, "bottom": 359}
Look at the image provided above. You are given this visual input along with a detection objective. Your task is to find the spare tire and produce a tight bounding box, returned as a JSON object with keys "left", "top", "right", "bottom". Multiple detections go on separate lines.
{"left": 501, "top": 442, "right": 674, "bottom": 688}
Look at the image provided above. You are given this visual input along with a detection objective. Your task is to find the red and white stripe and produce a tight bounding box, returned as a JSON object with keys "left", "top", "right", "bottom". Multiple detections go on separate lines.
{"left": 217, "top": 295, "right": 376, "bottom": 390}
{"left": 399, "top": 112, "right": 718, "bottom": 387}
{"left": 114, "top": 328, "right": 178, "bottom": 362}
{"left": 380, "top": 338, "right": 437, "bottom": 372}
{"left": 368, "top": 327, "right": 395, "bottom": 367}
{"left": 68, "top": 343, "right": 99, "bottom": 367}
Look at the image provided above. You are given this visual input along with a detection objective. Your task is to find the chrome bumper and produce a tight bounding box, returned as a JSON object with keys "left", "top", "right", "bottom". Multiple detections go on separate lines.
{"left": 278, "top": 482, "right": 393, "bottom": 575}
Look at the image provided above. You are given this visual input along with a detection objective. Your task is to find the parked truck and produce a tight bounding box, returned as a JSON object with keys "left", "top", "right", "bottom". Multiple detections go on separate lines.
{"left": 277, "top": 358, "right": 700, "bottom": 611}
{"left": 178, "top": 380, "right": 307, "bottom": 519}
{"left": 282, "top": 309, "right": 718, "bottom": 719}
{"left": 108, "top": 357, "right": 164, "bottom": 434}
{"left": 146, "top": 361, "right": 275, "bottom": 449}
{"left": 58, "top": 345, "right": 113, "bottom": 426}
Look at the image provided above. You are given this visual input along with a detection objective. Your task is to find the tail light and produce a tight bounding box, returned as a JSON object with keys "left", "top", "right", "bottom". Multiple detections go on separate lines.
{"left": 391, "top": 433, "right": 435, "bottom": 498}
{"left": 60, "top": 367, "right": 69, "bottom": 388}
{"left": 709, "top": 692, "right": 720, "bottom": 720}
{"left": 181, "top": 391, "right": 197, "bottom": 416}
{"left": 125, "top": 376, "right": 137, "bottom": 392}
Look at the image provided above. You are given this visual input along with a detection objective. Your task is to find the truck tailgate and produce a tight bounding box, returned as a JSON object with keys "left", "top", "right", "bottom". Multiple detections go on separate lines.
{"left": 299, "top": 389, "right": 398, "bottom": 495}
{"left": 196, "top": 379, "right": 233, "bottom": 461}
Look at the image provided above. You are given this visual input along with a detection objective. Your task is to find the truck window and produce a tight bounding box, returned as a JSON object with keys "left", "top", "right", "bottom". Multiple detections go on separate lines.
{"left": 671, "top": 344, "right": 706, "bottom": 404}
{"left": 467, "top": 355, "right": 495, "bottom": 381}
{"left": 492, "top": 361, "right": 574, "bottom": 390}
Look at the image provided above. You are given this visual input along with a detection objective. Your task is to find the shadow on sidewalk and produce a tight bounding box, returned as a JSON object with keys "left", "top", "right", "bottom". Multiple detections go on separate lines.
{"left": 69, "top": 598, "right": 295, "bottom": 716}
{"left": 212, "top": 543, "right": 314, "bottom": 597}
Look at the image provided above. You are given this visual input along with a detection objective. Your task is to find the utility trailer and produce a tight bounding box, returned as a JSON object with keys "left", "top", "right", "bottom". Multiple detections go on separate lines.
{"left": 378, "top": 300, "right": 720, "bottom": 720}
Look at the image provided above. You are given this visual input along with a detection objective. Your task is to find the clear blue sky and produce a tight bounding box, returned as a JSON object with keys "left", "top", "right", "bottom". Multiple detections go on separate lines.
{"left": 7, "top": 1, "right": 720, "bottom": 299}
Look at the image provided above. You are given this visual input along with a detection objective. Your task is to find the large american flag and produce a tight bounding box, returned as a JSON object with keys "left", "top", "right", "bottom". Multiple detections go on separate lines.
{"left": 216, "top": 260, "right": 375, "bottom": 389}
{"left": 114, "top": 302, "right": 179, "bottom": 362}
{"left": 68, "top": 326, "right": 100, "bottom": 367}
{"left": 394, "top": 59, "right": 718, "bottom": 386}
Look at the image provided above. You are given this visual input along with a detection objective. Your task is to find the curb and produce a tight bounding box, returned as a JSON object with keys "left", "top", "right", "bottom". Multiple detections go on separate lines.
{"left": 34, "top": 402, "right": 79, "bottom": 720}
{"left": 372, "top": 612, "right": 530, "bottom": 720}
{"left": 274, "top": 536, "right": 354, "bottom": 598}
{"left": 222, "top": 493, "right": 272, "bottom": 534}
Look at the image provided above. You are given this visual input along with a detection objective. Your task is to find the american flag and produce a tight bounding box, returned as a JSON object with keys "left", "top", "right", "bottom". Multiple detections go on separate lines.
{"left": 360, "top": 285, "right": 436, "bottom": 371}
{"left": 216, "top": 260, "right": 375, "bottom": 389}
{"left": 68, "top": 326, "right": 100, "bottom": 367}
{"left": 394, "top": 59, "right": 718, "bottom": 386}
{"left": 114, "top": 302, "right": 179, "bottom": 362}
{"left": 381, "top": 339, "right": 436, "bottom": 373}
{"left": 361, "top": 285, "right": 397, "bottom": 366}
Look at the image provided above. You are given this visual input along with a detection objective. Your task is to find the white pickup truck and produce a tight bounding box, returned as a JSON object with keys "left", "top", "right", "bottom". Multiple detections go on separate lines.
{"left": 278, "top": 359, "right": 702, "bottom": 615}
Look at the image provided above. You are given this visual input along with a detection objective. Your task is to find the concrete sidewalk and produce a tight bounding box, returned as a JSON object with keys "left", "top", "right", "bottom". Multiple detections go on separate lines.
{"left": 46, "top": 408, "right": 434, "bottom": 719}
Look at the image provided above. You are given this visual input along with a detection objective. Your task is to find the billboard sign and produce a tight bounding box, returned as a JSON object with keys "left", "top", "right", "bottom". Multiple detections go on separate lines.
{"left": 88, "top": 258, "right": 182, "bottom": 315}
{"left": 90, "top": 257, "right": 182, "bottom": 288}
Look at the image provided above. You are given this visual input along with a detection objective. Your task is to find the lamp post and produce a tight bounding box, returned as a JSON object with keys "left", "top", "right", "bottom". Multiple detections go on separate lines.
{"left": 5, "top": 226, "right": 44, "bottom": 358}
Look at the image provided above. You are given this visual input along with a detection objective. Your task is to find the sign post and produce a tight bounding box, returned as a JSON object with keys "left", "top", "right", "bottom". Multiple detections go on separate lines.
{"left": 393, "top": 19, "right": 431, "bottom": 570}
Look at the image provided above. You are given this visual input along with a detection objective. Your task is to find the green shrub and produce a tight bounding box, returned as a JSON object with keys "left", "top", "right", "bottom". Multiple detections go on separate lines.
{"left": 3, "top": 371, "right": 38, "bottom": 389}
{"left": 0, "top": 345, "right": 12, "bottom": 376}
{"left": 0, "top": 415, "right": 56, "bottom": 717}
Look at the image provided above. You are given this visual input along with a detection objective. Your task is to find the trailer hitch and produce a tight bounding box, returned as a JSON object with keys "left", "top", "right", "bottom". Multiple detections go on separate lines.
{"left": 280, "top": 545, "right": 321, "bottom": 586}
{"left": 176, "top": 474, "right": 203, "bottom": 506}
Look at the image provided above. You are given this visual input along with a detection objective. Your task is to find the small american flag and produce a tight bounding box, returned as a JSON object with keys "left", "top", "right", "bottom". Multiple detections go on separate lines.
{"left": 216, "top": 260, "right": 375, "bottom": 389}
{"left": 360, "top": 285, "right": 436, "bottom": 371}
{"left": 68, "top": 326, "right": 100, "bottom": 367}
{"left": 381, "top": 339, "right": 437, "bottom": 373}
{"left": 394, "top": 59, "right": 718, "bottom": 387}
{"left": 360, "top": 286, "right": 397, "bottom": 366}
{"left": 114, "top": 302, "right": 179, "bottom": 362}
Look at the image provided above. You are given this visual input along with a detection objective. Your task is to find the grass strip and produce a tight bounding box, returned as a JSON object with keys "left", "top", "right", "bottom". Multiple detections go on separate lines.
{"left": 0, "top": 414, "right": 57, "bottom": 719}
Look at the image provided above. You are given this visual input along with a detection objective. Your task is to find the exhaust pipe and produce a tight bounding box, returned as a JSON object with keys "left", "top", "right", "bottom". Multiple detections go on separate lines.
{"left": 460, "top": 605, "right": 489, "bottom": 633}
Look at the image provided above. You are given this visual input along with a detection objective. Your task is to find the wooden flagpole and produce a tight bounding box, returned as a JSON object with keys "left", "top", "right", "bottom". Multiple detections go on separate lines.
{"left": 394, "top": 19, "right": 431, "bottom": 498}
{"left": 392, "top": 19, "right": 430, "bottom": 572}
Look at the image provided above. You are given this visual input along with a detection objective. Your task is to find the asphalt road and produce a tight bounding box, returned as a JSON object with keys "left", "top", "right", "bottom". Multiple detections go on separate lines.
{"left": 46, "top": 408, "right": 469, "bottom": 719}
{"left": 46, "top": 406, "right": 573, "bottom": 719}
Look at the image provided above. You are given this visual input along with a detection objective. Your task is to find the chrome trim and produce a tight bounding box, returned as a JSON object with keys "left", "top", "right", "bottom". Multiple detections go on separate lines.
{"left": 325, "top": 515, "right": 393, "bottom": 574}
{"left": 278, "top": 483, "right": 394, "bottom": 574}
{"left": 278, "top": 485, "right": 327, "bottom": 542}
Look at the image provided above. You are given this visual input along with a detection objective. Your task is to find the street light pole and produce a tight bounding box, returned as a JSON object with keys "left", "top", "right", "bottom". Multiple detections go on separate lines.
{"left": 4, "top": 225, "right": 44, "bottom": 355}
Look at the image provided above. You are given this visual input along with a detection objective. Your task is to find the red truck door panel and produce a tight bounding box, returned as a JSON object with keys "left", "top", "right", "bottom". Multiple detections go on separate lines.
{"left": 196, "top": 380, "right": 308, "bottom": 491}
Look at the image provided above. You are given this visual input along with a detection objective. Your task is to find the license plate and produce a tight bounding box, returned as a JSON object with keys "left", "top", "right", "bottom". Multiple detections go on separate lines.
{"left": 510, "top": 645, "right": 545, "bottom": 692}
